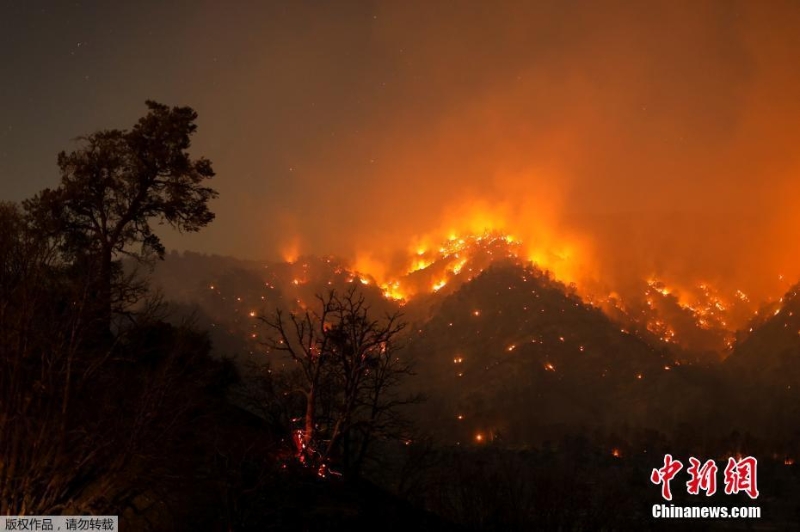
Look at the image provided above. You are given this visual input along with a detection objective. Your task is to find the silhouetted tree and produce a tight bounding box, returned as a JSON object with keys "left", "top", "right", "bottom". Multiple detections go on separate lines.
{"left": 0, "top": 101, "right": 225, "bottom": 517}
{"left": 260, "top": 287, "right": 415, "bottom": 476}
{"left": 0, "top": 199, "right": 237, "bottom": 515}
{"left": 24, "top": 101, "right": 217, "bottom": 333}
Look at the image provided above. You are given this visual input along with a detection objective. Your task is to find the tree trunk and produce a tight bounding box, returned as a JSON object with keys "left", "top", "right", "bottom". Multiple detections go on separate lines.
{"left": 97, "top": 249, "right": 112, "bottom": 330}
{"left": 303, "top": 386, "right": 315, "bottom": 450}
{"left": 80, "top": 248, "right": 113, "bottom": 346}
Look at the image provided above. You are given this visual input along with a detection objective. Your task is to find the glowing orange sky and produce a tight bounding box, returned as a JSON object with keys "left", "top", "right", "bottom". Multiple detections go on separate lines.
{"left": 3, "top": 1, "right": 800, "bottom": 304}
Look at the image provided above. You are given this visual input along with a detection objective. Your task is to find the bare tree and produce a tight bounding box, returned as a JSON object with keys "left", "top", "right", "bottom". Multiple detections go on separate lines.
{"left": 259, "top": 287, "right": 415, "bottom": 476}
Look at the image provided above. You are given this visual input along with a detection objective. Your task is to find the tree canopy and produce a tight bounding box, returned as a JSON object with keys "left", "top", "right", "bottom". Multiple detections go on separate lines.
{"left": 23, "top": 101, "right": 217, "bottom": 331}
{"left": 27, "top": 100, "right": 217, "bottom": 263}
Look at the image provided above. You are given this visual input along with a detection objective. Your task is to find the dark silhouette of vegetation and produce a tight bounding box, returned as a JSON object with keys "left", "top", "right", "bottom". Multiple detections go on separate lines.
{"left": 260, "top": 287, "right": 418, "bottom": 478}
{"left": 23, "top": 101, "right": 216, "bottom": 333}
{"left": 0, "top": 202, "right": 236, "bottom": 517}
{"left": 0, "top": 103, "right": 231, "bottom": 522}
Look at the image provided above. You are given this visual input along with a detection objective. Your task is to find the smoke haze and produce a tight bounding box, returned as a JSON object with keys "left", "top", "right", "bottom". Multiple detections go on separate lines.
{"left": 4, "top": 0, "right": 800, "bottom": 302}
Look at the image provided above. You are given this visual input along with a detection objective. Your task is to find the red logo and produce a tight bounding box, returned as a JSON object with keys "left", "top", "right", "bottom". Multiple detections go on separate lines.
{"left": 650, "top": 454, "right": 683, "bottom": 501}
{"left": 723, "top": 456, "right": 759, "bottom": 499}
{"left": 686, "top": 457, "right": 718, "bottom": 496}
{"left": 651, "top": 455, "right": 759, "bottom": 500}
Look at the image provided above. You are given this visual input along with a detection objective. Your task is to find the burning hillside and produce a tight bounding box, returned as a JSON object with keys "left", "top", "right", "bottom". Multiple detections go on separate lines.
{"left": 151, "top": 226, "right": 789, "bottom": 359}
{"left": 373, "top": 232, "right": 527, "bottom": 302}
{"left": 146, "top": 231, "right": 800, "bottom": 481}
{"left": 351, "top": 230, "right": 778, "bottom": 357}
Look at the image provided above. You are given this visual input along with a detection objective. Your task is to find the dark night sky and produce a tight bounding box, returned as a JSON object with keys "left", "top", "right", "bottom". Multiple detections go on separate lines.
{"left": 0, "top": 0, "right": 392, "bottom": 254}
{"left": 3, "top": 0, "right": 800, "bottom": 300}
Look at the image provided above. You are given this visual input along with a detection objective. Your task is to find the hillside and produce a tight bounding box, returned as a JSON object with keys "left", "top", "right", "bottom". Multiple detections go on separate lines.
{"left": 404, "top": 261, "right": 735, "bottom": 447}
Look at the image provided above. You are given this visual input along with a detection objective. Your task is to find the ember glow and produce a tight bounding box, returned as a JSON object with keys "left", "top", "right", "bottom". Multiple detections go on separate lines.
{"left": 357, "top": 223, "right": 583, "bottom": 303}
{"left": 194, "top": 217, "right": 795, "bottom": 357}
{"left": 341, "top": 225, "right": 776, "bottom": 354}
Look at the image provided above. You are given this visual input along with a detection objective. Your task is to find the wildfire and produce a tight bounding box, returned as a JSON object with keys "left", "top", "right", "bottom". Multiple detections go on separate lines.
{"left": 450, "top": 258, "right": 468, "bottom": 275}
{"left": 598, "top": 275, "right": 767, "bottom": 353}
{"left": 411, "top": 258, "right": 433, "bottom": 272}
{"left": 348, "top": 214, "right": 585, "bottom": 308}
{"left": 263, "top": 209, "right": 788, "bottom": 359}
{"left": 281, "top": 241, "right": 300, "bottom": 264}
{"left": 381, "top": 281, "right": 406, "bottom": 301}
{"left": 736, "top": 290, "right": 749, "bottom": 302}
